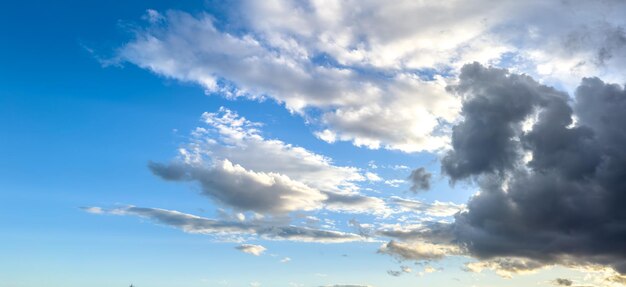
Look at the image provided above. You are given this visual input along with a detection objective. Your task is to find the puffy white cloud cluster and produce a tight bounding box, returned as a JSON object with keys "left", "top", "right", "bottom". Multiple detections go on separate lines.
{"left": 117, "top": 1, "right": 626, "bottom": 153}
{"left": 149, "top": 107, "right": 386, "bottom": 214}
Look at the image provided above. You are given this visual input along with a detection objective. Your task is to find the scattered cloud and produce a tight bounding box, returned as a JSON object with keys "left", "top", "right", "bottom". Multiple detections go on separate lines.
{"left": 93, "top": 1, "right": 626, "bottom": 282}
{"left": 389, "top": 196, "right": 464, "bottom": 217}
{"left": 442, "top": 63, "right": 626, "bottom": 274}
{"left": 378, "top": 240, "right": 460, "bottom": 261}
{"left": 86, "top": 206, "right": 366, "bottom": 243}
{"left": 464, "top": 257, "right": 547, "bottom": 278}
{"left": 383, "top": 179, "right": 404, "bottom": 187}
{"left": 407, "top": 167, "right": 432, "bottom": 192}
{"left": 149, "top": 107, "right": 387, "bottom": 215}
{"left": 151, "top": 159, "right": 327, "bottom": 214}
{"left": 236, "top": 244, "right": 267, "bottom": 256}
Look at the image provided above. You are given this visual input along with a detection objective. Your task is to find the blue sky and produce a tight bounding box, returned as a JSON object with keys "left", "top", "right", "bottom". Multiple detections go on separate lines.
{"left": 2, "top": 1, "right": 626, "bottom": 287}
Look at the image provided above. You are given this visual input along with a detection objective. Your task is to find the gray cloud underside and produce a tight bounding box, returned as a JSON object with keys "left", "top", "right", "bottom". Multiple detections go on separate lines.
{"left": 91, "top": 206, "right": 365, "bottom": 243}
{"left": 554, "top": 278, "right": 573, "bottom": 286}
{"left": 115, "top": 1, "right": 626, "bottom": 153}
{"left": 407, "top": 167, "right": 432, "bottom": 192}
{"left": 389, "top": 196, "right": 465, "bottom": 218}
{"left": 439, "top": 63, "right": 626, "bottom": 274}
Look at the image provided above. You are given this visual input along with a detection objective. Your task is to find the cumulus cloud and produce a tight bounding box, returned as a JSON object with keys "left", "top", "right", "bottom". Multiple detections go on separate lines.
{"left": 151, "top": 159, "right": 327, "bottom": 214}
{"left": 97, "top": 1, "right": 626, "bottom": 281}
{"left": 236, "top": 244, "right": 267, "bottom": 256}
{"left": 464, "top": 257, "right": 547, "bottom": 278}
{"left": 372, "top": 64, "right": 626, "bottom": 278}
{"left": 378, "top": 240, "right": 460, "bottom": 261}
{"left": 387, "top": 265, "right": 412, "bottom": 277}
{"left": 115, "top": 1, "right": 626, "bottom": 154}
{"left": 441, "top": 63, "right": 626, "bottom": 275}
{"left": 117, "top": 5, "right": 465, "bottom": 152}
{"left": 407, "top": 167, "right": 432, "bottom": 192}
{"left": 150, "top": 108, "right": 386, "bottom": 214}
{"left": 442, "top": 62, "right": 570, "bottom": 180}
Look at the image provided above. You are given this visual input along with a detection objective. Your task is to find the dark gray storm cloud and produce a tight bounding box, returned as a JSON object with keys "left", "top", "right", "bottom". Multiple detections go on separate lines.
{"left": 441, "top": 63, "right": 626, "bottom": 273}
{"left": 148, "top": 160, "right": 327, "bottom": 214}
{"left": 442, "top": 62, "right": 569, "bottom": 180}
{"left": 407, "top": 167, "right": 431, "bottom": 192}
{"left": 148, "top": 160, "right": 385, "bottom": 215}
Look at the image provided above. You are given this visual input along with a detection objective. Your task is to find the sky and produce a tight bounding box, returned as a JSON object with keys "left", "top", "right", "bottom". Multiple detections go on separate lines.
{"left": 2, "top": 1, "right": 626, "bottom": 286}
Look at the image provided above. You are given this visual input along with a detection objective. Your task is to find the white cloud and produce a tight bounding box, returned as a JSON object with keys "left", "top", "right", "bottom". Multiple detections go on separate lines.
{"left": 378, "top": 240, "right": 461, "bottom": 261}
{"left": 117, "top": 1, "right": 626, "bottom": 154}
{"left": 236, "top": 244, "right": 267, "bottom": 256}
{"left": 118, "top": 7, "right": 460, "bottom": 153}
{"left": 383, "top": 179, "right": 404, "bottom": 187}
{"left": 465, "top": 257, "right": 548, "bottom": 278}
{"left": 150, "top": 108, "right": 387, "bottom": 214}
{"left": 364, "top": 172, "right": 382, "bottom": 182}
{"left": 390, "top": 196, "right": 465, "bottom": 217}
{"left": 151, "top": 159, "right": 327, "bottom": 214}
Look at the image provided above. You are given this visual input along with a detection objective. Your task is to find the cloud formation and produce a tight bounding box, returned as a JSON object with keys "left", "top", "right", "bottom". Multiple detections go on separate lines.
{"left": 150, "top": 108, "right": 386, "bottom": 214}
{"left": 372, "top": 64, "right": 626, "bottom": 279}
{"left": 407, "top": 167, "right": 432, "bottom": 192}
{"left": 440, "top": 63, "right": 626, "bottom": 274}
{"left": 151, "top": 159, "right": 327, "bottom": 214}
{"left": 97, "top": 2, "right": 626, "bottom": 282}
{"left": 236, "top": 244, "right": 267, "bottom": 256}
{"left": 88, "top": 206, "right": 365, "bottom": 243}
{"left": 116, "top": 1, "right": 626, "bottom": 154}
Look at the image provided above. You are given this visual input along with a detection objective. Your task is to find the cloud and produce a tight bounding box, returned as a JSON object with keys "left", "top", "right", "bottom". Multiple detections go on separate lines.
{"left": 150, "top": 108, "right": 387, "bottom": 214}
{"left": 407, "top": 167, "right": 431, "bottom": 192}
{"left": 97, "top": 2, "right": 626, "bottom": 281}
{"left": 88, "top": 206, "right": 365, "bottom": 243}
{"left": 236, "top": 244, "right": 266, "bottom": 256}
{"left": 387, "top": 265, "right": 411, "bottom": 276}
{"left": 82, "top": 207, "right": 104, "bottom": 214}
{"left": 384, "top": 179, "right": 404, "bottom": 187}
{"left": 116, "top": 1, "right": 626, "bottom": 154}
{"left": 389, "top": 196, "right": 464, "bottom": 217}
{"left": 553, "top": 278, "right": 573, "bottom": 286}
{"left": 440, "top": 63, "right": 626, "bottom": 274}
{"left": 378, "top": 240, "right": 460, "bottom": 261}
{"left": 151, "top": 159, "right": 326, "bottom": 214}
